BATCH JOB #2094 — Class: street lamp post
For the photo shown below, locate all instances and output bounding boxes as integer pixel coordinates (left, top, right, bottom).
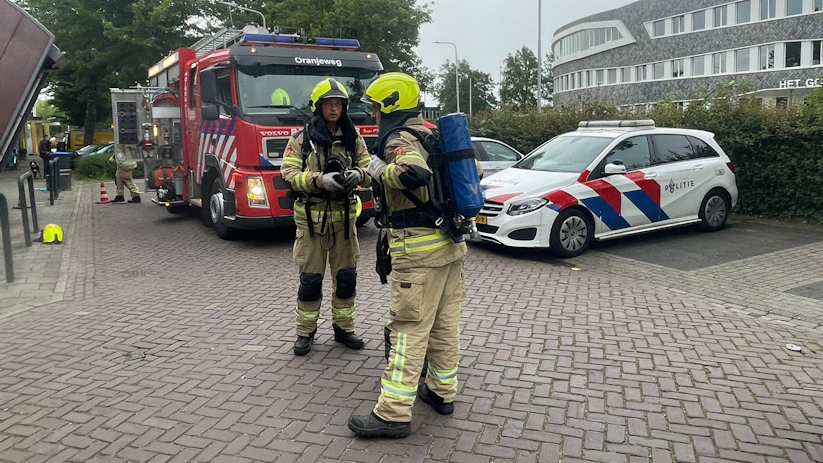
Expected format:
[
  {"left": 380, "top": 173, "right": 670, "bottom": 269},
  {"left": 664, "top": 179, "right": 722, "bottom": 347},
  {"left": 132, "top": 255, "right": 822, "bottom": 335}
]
[
  {"left": 217, "top": 1, "right": 267, "bottom": 31},
  {"left": 434, "top": 41, "right": 459, "bottom": 113},
  {"left": 537, "top": 0, "right": 542, "bottom": 113}
]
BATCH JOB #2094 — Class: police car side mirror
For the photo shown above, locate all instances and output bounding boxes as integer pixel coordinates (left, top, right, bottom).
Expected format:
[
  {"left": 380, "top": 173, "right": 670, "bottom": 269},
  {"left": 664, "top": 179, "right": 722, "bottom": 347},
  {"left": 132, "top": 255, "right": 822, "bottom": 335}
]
[
  {"left": 201, "top": 104, "right": 219, "bottom": 120},
  {"left": 604, "top": 162, "right": 627, "bottom": 176}
]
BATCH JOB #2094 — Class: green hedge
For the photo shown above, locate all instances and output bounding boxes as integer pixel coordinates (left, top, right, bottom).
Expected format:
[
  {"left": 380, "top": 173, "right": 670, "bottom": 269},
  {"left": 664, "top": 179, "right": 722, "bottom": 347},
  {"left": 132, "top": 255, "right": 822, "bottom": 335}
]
[
  {"left": 74, "top": 153, "right": 144, "bottom": 181},
  {"left": 471, "top": 85, "right": 823, "bottom": 223}
]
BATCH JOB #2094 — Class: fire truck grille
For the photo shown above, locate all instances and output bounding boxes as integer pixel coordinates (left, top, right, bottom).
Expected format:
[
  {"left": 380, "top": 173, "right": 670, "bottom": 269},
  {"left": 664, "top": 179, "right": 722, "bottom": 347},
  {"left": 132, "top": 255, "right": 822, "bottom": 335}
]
[{"left": 264, "top": 138, "right": 289, "bottom": 160}]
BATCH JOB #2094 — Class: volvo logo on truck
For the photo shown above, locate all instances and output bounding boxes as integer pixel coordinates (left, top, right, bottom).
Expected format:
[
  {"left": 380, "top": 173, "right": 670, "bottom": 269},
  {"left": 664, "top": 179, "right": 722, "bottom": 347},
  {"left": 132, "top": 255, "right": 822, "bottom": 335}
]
[{"left": 294, "top": 56, "right": 343, "bottom": 67}]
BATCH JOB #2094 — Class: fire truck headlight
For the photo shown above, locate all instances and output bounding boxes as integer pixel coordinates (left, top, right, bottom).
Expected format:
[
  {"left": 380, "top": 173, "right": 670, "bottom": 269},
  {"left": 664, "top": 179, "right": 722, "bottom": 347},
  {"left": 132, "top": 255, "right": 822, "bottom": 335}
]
[{"left": 247, "top": 177, "right": 268, "bottom": 208}]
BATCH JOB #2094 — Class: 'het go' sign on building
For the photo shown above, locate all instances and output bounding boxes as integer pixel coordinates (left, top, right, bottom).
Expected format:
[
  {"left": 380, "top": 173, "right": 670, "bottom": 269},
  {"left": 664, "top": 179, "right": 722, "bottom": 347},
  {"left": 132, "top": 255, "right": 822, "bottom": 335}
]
[{"left": 552, "top": 0, "right": 823, "bottom": 106}]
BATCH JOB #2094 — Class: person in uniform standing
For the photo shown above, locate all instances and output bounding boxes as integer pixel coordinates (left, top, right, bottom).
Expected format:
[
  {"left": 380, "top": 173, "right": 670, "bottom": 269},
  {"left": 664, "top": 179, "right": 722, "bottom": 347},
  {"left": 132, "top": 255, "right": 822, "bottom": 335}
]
[
  {"left": 280, "top": 78, "right": 371, "bottom": 356},
  {"left": 348, "top": 72, "right": 472, "bottom": 438}
]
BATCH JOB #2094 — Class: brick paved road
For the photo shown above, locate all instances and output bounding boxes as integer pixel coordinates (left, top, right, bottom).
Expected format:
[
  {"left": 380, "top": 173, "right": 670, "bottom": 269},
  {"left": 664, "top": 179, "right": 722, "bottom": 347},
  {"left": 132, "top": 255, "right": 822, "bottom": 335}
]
[{"left": 0, "top": 184, "right": 822, "bottom": 463}]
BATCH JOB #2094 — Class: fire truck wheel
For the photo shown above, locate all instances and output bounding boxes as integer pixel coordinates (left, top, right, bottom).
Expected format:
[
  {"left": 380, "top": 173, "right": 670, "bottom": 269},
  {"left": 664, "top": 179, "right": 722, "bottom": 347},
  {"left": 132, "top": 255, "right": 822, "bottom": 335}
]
[{"left": 210, "top": 178, "right": 238, "bottom": 240}]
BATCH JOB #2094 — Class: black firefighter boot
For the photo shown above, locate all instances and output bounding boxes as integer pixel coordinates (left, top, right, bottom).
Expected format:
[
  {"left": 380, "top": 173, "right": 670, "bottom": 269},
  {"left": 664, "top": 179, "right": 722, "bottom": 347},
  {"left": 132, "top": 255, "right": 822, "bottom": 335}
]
[
  {"left": 111, "top": 195, "right": 125, "bottom": 203},
  {"left": 128, "top": 194, "right": 141, "bottom": 203},
  {"left": 417, "top": 383, "right": 454, "bottom": 415},
  {"left": 294, "top": 331, "right": 316, "bottom": 356},
  {"left": 333, "top": 325, "right": 364, "bottom": 350},
  {"left": 348, "top": 413, "right": 411, "bottom": 439}
]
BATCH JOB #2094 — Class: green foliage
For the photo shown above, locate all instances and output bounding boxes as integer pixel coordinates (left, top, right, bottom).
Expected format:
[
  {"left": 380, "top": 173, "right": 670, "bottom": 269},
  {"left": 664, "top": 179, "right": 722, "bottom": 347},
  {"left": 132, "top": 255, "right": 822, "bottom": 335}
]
[
  {"left": 433, "top": 60, "right": 497, "bottom": 115},
  {"left": 499, "top": 47, "right": 553, "bottom": 110},
  {"left": 34, "top": 100, "right": 64, "bottom": 120},
  {"left": 21, "top": 0, "right": 214, "bottom": 142},
  {"left": 471, "top": 91, "right": 823, "bottom": 223},
  {"left": 74, "top": 154, "right": 143, "bottom": 181},
  {"left": 264, "top": 0, "right": 431, "bottom": 74}
]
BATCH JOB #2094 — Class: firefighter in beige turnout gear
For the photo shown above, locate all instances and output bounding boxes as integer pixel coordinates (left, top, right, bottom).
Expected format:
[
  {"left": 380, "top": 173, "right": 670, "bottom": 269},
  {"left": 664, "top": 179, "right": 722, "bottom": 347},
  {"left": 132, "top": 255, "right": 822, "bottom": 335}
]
[
  {"left": 281, "top": 78, "right": 371, "bottom": 356},
  {"left": 348, "top": 72, "right": 478, "bottom": 438}
]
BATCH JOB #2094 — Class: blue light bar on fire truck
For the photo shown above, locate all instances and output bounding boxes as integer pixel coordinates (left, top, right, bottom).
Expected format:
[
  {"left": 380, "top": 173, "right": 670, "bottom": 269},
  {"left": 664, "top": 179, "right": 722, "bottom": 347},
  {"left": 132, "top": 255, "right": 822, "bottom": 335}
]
[{"left": 239, "top": 33, "right": 360, "bottom": 49}]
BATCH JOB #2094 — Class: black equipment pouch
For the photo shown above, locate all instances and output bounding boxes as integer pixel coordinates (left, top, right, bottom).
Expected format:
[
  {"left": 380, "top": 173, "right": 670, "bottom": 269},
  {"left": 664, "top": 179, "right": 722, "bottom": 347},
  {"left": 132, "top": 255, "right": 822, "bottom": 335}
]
[{"left": 375, "top": 228, "right": 392, "bottom": 284}]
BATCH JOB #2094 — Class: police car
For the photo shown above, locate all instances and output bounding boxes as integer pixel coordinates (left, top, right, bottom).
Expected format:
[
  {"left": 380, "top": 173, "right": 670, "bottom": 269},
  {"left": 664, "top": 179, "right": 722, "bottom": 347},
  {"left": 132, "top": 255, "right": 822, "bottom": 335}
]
[{"left": 477, "top": 120, "right": 738, "bottom": 257}]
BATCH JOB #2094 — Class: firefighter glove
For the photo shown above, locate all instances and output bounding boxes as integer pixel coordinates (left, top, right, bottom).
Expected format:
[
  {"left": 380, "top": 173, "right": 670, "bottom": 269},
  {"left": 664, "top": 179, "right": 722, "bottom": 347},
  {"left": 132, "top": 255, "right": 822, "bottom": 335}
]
[
  {"left": 342, "top": 167, "right": 365, "bottom": 190},
  {"left": 365, "top": 155, "right": 387, "bottom": 179},
  {"left": 319, "top": 172, "right": 344, "bottom": 192}
]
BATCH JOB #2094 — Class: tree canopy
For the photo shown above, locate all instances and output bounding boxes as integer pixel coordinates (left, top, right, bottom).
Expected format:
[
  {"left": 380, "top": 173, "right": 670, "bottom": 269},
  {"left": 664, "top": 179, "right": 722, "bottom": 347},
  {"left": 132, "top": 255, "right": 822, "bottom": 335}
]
[
  {"left": 433, "top": 60, "right": 497, "bottom": 116},
  {"left": 20, "top": 0, "right": 431, "bottom": 143},
  {"left": 499, "top": 46, "right": 553, "bottom": 110}
]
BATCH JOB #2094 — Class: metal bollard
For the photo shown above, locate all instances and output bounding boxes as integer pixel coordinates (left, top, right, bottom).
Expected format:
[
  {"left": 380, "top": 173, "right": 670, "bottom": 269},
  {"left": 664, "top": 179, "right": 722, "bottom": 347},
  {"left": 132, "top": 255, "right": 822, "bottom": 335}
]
[
  {"left": 18, "top": 171, "right": 39, "bottom": 247},
  {"left": 48, "top": 158, "right": 60, "bottom": 205},
  {"left": 0, "top": 194, "right": 13, "bottom": 283}
]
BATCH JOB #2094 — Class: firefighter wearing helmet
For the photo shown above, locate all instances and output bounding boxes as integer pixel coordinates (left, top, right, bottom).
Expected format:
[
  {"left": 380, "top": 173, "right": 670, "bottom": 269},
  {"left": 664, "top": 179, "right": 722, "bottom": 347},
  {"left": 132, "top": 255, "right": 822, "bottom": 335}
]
[
  {"left": 280, "top": 78, "right": 371, "bottom": 356},
  {"left": 348, "top": 72, "right": 470, "bottom": 438}
]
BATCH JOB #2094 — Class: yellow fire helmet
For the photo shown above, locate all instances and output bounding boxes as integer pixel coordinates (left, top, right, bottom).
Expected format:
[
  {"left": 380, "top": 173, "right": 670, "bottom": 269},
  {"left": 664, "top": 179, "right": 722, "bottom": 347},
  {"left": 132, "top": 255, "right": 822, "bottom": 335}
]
[
  {"left": 309, "top": 78, "right": 349, "bottom": 113},
  {"left": 361, "top": 72, "right": 420, "bottom": 114},
  {"left": 42, "top": 223, "right": 64, "bottom": 244},
  {"left": 271, "top": 88, "right": 291, "bottom": 106}
]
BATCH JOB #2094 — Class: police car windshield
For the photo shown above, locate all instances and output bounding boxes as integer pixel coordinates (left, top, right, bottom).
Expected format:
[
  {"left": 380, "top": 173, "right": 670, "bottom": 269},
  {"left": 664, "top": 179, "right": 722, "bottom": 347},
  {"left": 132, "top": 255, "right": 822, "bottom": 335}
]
[
  {"left": 236, "top": 64, "right": 378, "bottom": 117},
  {"left": 514, "top": 135, "right": 613, "bottom": 173}
]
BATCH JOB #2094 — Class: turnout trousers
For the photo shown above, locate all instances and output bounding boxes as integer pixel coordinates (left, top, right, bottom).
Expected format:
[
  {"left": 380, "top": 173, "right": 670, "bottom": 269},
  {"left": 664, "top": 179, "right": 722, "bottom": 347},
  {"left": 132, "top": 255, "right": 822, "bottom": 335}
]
[
  {"left": 374, "top": 259, "right": 465, "bottom": 422},
  {"left": 115, "top": 165, "right": 140, "bottom": 196},
  {"left": 293, "top": 225, "right": 360, "bottom": 336}
]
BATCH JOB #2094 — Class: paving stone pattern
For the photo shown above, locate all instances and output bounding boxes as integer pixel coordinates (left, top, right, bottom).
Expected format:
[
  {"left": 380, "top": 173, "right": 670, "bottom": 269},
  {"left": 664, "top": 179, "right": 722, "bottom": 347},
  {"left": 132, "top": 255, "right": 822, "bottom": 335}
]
[{"left": 0, "top": 177, "right": 822, "bottom": 462}]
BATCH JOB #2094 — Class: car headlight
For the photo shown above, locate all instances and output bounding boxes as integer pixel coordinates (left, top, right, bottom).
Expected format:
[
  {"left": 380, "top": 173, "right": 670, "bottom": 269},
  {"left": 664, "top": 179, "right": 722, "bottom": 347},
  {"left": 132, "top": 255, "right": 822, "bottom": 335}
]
[
  {"left": 507, "top": 198, "right": 548, "bottom": 216},
  {"left": 246, "top": 177, "right": 268, "bottom": 207}
]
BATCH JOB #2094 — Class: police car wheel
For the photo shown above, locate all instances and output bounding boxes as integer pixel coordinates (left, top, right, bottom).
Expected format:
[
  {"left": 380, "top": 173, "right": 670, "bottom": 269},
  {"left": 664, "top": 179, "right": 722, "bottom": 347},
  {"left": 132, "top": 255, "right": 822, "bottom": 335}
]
[
  {"left": 549, "top": 208, "right": 592, "bottom": 258},
  {"left": 699, "top": 189, "right": 730, "bottom": 232}
]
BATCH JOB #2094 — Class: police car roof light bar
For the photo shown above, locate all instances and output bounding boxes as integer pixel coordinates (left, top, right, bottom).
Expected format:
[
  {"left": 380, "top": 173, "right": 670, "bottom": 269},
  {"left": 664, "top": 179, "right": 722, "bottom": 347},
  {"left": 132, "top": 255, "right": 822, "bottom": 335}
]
[{"left": 577, "top": 120, "right": 656, "bottom": 128}]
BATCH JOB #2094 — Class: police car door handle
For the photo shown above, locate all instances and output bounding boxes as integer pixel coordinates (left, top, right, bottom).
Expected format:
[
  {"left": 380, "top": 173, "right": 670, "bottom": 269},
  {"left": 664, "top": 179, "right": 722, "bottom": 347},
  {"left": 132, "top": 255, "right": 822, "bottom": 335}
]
[
  {"left": 692, "top": 164, "right": 704, "bottom": 170},
  {"left": 644, "top": 172, "right": 658, "bottom": 179}
]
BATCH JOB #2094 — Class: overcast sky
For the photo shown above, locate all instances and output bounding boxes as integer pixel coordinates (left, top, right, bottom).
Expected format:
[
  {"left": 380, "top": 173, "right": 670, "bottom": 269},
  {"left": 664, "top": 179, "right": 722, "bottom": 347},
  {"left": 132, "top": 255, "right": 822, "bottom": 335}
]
[{"left": 413, "top": 0, "right": 638, "bottom": 101}]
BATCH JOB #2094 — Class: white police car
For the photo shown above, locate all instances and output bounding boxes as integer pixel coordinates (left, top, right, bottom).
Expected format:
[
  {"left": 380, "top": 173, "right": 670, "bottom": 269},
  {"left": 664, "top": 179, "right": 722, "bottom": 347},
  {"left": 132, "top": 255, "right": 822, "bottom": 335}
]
[{"left": 476, "top": 120, "right": 738, "bottom": 257}]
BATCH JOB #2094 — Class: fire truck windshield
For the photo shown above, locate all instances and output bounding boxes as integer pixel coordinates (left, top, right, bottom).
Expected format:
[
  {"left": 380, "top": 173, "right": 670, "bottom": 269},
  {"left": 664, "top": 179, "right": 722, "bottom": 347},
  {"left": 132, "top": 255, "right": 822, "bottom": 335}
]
[{"left": 236, "top": 64, "right": 378, "bottom": 119}]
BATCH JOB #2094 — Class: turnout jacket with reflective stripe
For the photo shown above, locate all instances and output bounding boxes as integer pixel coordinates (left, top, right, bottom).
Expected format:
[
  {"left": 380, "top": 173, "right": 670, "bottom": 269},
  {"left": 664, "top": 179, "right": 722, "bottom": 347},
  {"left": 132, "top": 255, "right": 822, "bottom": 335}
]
[
  {"left": 281, "top": 126, "right": 370, "bottom": 230},
  {"left": 379, "top": 118, "right": 467, "bottom": 270}
]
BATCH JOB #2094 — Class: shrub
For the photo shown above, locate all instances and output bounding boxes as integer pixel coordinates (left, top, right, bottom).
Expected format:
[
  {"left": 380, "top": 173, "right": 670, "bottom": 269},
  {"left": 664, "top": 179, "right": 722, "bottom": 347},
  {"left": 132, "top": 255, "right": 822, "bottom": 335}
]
[{"left": 74, "top": 153, "right": 144, "bottom": 181}]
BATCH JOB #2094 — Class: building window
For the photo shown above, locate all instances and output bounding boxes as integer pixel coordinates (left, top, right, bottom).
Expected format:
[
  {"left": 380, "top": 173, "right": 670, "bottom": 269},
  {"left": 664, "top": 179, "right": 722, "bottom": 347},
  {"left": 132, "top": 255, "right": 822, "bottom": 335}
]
[
  {"left": 672, "top": 59, "right": 685, "bottom": 77},
  {"left": 813, "top": 41, "right": 822, "bottom": 65},
  {"left": 714, "top": 5, "right": 728, "bottom": 26},
  {"left": 759, "top": 44, "right": 775, "bottom": 69},
  {"left": 785, "top": 42, "right": 801, "bottom": 67},
  {"left": 607, "top": 69, "right": 617, "bottom": 84},
  {"left": 736, "top": 1, "right": 751, "bottom": 23},
  {"left": 713, "top": 52, "right": 727, "bottom": 74},
  {"left": 587, "top": 70, "right": 593, "bottom": 86},
  {"left": 786, "top": 0, "right": 802, "bottom": 15},
  {"left": 693, "top": 10, "right": 706, "bottom": 30},
  {"left": 653, "top": 62, "right": 665, "bottom": 79},
  {"left": 596, "top": 70, "right": 604, "bottom": 85},
  {"left": 693, "top": 55, "right": 705, "bottom": 75},
  {"left": 557, "top": 27, "right": 623, "bottom": 59},
  {"left": 760, "top": 0, "right": 776, "bottom": 18},
  {"left": 653, "top": 20, "right": 665, "bottom": 37},
  {"left": 622, "top": 67, "right": 631, "bottom": 83},
  {"left": 636, "top": 65, "right": 647, "bottom": 81},
  {"left": 776, "top": 96, "right": 788, "bottom": 107},
  {"left": 735, "top": 49, "right": 750, "bottom": 72},
  {"left": 672, "top": 15, "right": 685, "bottom": 34},
  {"left": 816, "top": 0, "right": 822, "bottom": 11}
]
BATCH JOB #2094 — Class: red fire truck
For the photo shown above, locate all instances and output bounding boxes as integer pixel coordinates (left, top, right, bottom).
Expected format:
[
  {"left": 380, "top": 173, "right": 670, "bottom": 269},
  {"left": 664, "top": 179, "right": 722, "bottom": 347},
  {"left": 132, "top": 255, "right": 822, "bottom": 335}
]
[{"left": 142, "top": 26, "right": 382, "bottom": 239}]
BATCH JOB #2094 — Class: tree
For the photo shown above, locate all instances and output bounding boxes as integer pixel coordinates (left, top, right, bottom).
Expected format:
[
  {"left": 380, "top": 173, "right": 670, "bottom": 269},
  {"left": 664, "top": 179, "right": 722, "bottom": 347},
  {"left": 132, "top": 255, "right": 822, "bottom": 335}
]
[
  {"left": 499, "top": 46, "right": 553, "bottom": 110},
  {"left": 21, "top": 0, "right": 215, "bottom": 144},
  {"left": 263, "top": 0, "right": 432, "bottom": 75},
  {"left": 434, "top": 60, "right": 497, "bottom": 116}
]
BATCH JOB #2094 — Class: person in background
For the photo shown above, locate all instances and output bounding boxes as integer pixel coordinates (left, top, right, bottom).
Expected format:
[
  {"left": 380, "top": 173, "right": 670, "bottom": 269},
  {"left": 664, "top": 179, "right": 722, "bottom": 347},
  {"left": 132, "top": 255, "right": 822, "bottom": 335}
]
[{"left": 38, "top": 134, "right": 52, "bottom": 177}]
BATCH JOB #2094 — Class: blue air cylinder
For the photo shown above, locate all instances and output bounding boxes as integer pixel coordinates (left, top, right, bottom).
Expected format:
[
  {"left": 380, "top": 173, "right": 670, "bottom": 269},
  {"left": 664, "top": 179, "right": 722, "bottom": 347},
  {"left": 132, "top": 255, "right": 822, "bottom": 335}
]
[{"left": 437, "top": 113, "right": 483, "bottom": 218}]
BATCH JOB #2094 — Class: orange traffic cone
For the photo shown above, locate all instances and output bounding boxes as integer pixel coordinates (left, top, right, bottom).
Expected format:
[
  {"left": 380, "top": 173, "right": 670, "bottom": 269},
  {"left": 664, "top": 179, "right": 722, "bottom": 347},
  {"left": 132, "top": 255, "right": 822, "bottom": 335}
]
[{"left": 97, "top": 182, "right": 110, "bottom": 204}]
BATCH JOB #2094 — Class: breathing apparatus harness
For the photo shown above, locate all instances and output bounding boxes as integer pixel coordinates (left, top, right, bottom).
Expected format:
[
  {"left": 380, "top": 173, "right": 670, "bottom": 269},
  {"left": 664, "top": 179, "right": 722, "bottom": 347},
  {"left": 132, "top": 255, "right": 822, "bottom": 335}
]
[
  {"left": 294, "top": 123, "right": 358, "bottom": 242},
  {"left": 370, "top": 114, "right": 483, "bottom": 284}
]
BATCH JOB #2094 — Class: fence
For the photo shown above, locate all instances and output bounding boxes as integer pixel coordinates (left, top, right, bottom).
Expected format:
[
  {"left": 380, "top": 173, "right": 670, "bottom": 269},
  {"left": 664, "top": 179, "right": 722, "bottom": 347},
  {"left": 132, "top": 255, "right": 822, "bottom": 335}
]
[
  {"left": 0, "top": 193, "right": 13, "bottom": 283},
  {"left": 18, "top": 171, "right": 39, "bottom": 247}
]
